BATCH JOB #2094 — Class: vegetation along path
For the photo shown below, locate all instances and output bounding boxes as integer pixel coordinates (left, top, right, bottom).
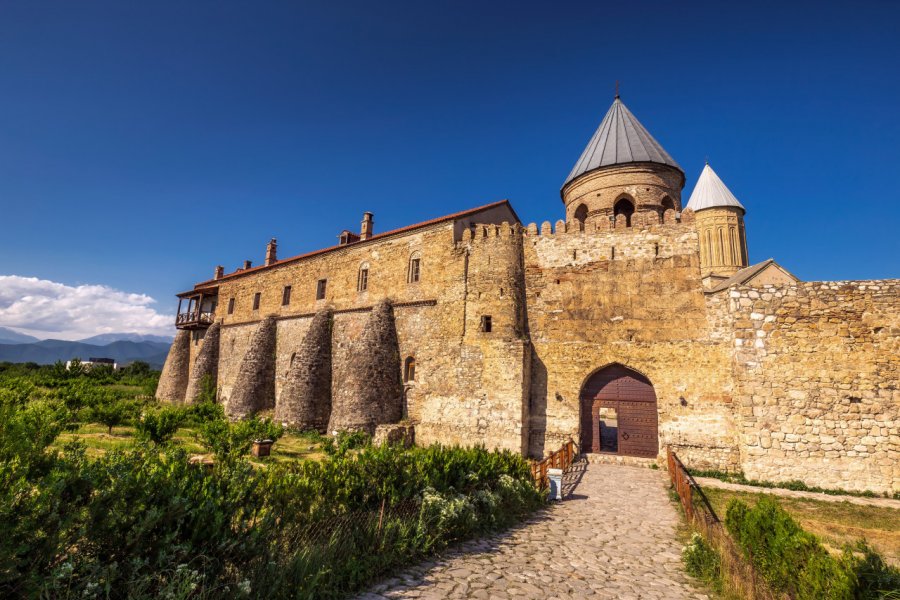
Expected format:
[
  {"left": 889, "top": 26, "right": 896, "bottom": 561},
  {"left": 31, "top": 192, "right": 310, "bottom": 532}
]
[{"left": 360, "top": 462, "right": 708, "bottom": 600}]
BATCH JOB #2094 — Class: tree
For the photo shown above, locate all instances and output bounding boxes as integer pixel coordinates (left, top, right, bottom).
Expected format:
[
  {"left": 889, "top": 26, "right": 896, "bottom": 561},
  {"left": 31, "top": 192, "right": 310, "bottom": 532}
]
[
  {"left": 135, "top": 406, "right": 184, "bottom": 445},
  {"left": 91, "top": 399, "right": 134, "bottom": 435}
]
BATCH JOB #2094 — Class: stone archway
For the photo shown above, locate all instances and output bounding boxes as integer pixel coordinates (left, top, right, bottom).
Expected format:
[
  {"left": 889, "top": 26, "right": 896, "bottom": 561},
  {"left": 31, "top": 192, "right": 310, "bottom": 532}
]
[{"left": 580, "top": 364, "right": 659, "bottom": 458}]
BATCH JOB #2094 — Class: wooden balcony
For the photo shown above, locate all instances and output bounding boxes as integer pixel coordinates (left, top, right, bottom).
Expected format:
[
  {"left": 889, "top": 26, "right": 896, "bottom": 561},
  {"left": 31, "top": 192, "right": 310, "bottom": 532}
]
[{"left": 175, "top": 310, "right": 215, "bottom": 330}]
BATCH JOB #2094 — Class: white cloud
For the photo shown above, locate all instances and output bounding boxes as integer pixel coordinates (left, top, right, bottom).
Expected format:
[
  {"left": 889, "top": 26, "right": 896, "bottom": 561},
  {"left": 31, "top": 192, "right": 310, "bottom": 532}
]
[{"left": 0, "top": 275, "right": 174, "bottom": 340}]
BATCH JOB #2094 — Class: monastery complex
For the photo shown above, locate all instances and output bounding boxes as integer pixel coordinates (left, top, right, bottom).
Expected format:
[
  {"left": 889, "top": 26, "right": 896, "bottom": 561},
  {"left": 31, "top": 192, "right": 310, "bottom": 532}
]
[{"left": 157, "top": 97, "right": 899, "bottom": 494}]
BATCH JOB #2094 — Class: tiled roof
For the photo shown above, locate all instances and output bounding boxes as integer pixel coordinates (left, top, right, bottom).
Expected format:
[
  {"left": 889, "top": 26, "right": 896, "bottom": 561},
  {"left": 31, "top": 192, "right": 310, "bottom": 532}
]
[
  {"left": 186, "top": 199, "right": 518, "bottom": 292},
  {"left": 707, "top": 259, "right": 798, "bottom": 293},
  {"left": 563, "top": 97, "right": 681, "bottom": 190}
]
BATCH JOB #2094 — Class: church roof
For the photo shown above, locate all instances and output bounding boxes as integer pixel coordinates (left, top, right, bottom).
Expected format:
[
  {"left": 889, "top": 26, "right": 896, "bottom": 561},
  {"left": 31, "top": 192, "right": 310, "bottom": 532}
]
[
  {"left": 562, "top": 97, "right": 682, "bottom": 190},
  {"left": 685, "top": 164, "right": 745, "bottom": 212},
  {"left": 707, "top": 259, "right": 798, "bottom": 293}
]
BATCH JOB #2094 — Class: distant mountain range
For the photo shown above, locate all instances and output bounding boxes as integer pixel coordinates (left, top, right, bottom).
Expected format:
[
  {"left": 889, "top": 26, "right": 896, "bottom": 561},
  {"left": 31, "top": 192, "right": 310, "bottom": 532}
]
[
  {"left": 0, "top": 328, "right": 173, "bottom": 368},
  {"left": 0, "top": 327, "right": 41, "bottom": 344}
]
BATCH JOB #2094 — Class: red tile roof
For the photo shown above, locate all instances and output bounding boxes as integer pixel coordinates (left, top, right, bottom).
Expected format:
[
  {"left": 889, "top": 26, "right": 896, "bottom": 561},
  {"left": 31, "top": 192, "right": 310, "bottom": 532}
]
[{"left": 181, "top": 199, "right": 517, "bottom": 295}]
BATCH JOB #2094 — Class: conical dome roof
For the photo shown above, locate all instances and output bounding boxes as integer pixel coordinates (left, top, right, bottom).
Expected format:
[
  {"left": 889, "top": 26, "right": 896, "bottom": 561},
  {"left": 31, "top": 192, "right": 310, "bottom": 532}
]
[
  {"left": 685, "top": 164, "right": 745, "bottom": 212},
  {"left": 563, "top": 97, "right": 681, "bottom": 189}
]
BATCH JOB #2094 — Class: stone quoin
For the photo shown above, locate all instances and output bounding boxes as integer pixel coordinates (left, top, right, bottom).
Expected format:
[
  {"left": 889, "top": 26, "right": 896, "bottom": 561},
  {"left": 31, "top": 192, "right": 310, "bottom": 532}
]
[{"left": 158, "top": 96, "right": 899, "bottom": 494}]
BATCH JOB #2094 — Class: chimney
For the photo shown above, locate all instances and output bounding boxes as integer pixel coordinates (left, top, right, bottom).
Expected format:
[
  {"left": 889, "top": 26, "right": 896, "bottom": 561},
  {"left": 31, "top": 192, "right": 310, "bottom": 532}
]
[
  {"left": 243, "top": 260, "right": 252, "bottom": 270},
  {"left": 214, "top": 265, "right": 224, "bottom": 280},
  {"left": 360, "top": 212, "right": 374, "bottom": 240},
  {"left": 265, "top": 238, "right": 278, "bottom": 266}
]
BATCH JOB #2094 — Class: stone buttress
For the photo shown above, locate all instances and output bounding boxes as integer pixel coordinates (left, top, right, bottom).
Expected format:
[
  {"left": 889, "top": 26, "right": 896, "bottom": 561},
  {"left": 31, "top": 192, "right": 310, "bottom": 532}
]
[
  {"left": 184, "top": 322, "right": 221, "bottom": 404},
  {"left": 275, "top": 309, "right": 333, "bottom": 430},
  {"left": 328, "top": 299, "right": 403, "bottom": 434},
  {"left": 156, "top": 329, "right": 191, "bottom": 402},
  {"left": 226, "top": 316, "right": 277, "bottom": 419}
]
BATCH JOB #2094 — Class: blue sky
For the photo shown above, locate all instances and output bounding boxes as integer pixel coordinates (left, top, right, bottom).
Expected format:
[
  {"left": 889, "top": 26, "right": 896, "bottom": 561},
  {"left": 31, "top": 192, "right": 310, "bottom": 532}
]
[{"left": 1, "top": 1, "right": 898, "bottom": 339}]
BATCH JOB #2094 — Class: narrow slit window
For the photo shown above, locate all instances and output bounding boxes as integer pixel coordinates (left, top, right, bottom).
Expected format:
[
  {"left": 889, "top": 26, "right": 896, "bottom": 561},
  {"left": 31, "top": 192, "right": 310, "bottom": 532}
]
[
  {"left": 358, "top": 264, "right": 369, "bottom": 292},
  {"left": 480, "top": 315, "right": 492, "bottom": 333},
  {"left": 227, "top": 297, "right": 235, "bottom": 315},
  {"left": 408, "top": 256, "right": 421, "bottom": 283},
  {"left": 316, "top": 279, "right": 327, "bottom": 300},
  {"left": 252, "top": 292, "right": 261, "bottom": 311},
  {"left": 404, "top": 356, "right": 416, "bottom": 382},
  {"left": 282, "top": 285, "right": 292, "bottom": 306}
]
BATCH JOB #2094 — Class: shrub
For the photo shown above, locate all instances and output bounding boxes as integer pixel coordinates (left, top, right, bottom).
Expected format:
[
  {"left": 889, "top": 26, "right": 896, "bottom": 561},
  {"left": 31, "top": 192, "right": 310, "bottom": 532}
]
[
  {"left": 134, "top": 406, "right": 184, "bottom": 445},
  {"left": 197, "top": 416, "right": 284, "bottom": 460},
  {"left": 682, "top": 532, "right": 721, "bottom": 589},
  {"left": 725, "top": 497, "right": 857, "bottom": 599},
  {"left": 323, "top": 430, "right": 371, "bottom": 457},
  {"left": 90, "top": 398, "right": 138, "bottom": 435}
]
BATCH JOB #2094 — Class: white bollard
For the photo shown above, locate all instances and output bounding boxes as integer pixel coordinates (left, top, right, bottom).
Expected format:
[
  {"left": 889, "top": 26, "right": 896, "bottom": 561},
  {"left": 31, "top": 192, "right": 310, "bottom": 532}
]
[{"left": 548, "top": 468, "right": 563, "bottom": 501}]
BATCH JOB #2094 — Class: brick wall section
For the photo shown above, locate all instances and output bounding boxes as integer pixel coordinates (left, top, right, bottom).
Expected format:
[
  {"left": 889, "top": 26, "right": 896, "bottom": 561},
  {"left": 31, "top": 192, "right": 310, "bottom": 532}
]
[
  {"left": 328, "top": 300, "right": 403, "bottom": 434},
  {"left": 184, "top": 322, "right": 220, "bottom": 403},
  {"left": 523, "top": 219, "right": 739, "bottom": 467},
  {"left": 226, "top": 316, "right": 277, "bottom": 419},
  {"left": 156, "top": 329, "right": 190, "bottom": 402},
  {"left": 723, "top": 280, "right": 900, "bottom": 494},
  {"left": 275, "top": 309, "right": 333, "bottom": 430}
]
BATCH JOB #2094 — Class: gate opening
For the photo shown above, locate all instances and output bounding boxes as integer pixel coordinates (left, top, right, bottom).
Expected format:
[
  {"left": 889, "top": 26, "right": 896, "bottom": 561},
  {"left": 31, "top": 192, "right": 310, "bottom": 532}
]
[{"left": 579, "top": 364, "right": 659, "bottom": 458}]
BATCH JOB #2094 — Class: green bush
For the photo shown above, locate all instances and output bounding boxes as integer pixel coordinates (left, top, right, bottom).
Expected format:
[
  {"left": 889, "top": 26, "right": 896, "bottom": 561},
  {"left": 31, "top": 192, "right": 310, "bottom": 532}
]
[
  {"left": 682, "top": 532, "right": 721, "bottom": 590},
  {"left": 197, "top": 416, "right": 284, "bottom": 460},
  {"left": 725, "top": 497, "right": 858, "bottom": 600},
  {"left": 90, "top": 398, "right": 139, "bottom": 434},
  {"left": 323, "top": 430, "right": 371, "bottom": 456},
  {"left": 134, "top": 406, "right": 184, "bottom": 445}
]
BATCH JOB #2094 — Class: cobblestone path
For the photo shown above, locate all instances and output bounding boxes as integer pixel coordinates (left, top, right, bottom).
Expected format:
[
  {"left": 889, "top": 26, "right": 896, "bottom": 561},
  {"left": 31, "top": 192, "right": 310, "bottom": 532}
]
[{"left": 359, "top": 462, "right": 709, "bottom": 599}]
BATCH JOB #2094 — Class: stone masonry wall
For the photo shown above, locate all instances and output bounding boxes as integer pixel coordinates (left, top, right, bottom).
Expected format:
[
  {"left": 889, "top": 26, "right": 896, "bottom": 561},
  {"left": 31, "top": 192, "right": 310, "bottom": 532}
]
[
  {"left": 275, "top": 309, "right": 333, "bottom": 430},
  {"left": 329, "top": 300, "right": 403, "bottom": 434},
  {"left": 184, "top": 322, "right": 220, "bottom": 403},
  {"left": 156, "top": 329, "right": 191, "bottom": 402},
  {"left": 724, "top": 280, "right": 900, "bottom": 494},
  {"left": 524, "top": 219, "right": 739, "bottom": 467},
  {"left": 226, "top": 316, "right": 277, "bottom": 419}
]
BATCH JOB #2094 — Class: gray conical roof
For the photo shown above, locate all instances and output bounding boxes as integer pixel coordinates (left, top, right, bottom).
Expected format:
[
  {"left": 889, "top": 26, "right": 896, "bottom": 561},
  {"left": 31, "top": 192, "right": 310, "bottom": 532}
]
[
  {"left": 563, "top": 97, "right": 681, "bottom": 189},
  {"left": 685, "top": 164, "right": 745, "bottom": 212}
]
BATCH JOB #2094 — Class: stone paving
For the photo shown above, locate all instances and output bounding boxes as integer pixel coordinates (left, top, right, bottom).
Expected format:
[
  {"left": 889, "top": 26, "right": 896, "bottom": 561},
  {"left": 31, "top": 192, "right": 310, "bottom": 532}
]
[{"left": 359, "top": 461, "right": 709, "bottom": 599}]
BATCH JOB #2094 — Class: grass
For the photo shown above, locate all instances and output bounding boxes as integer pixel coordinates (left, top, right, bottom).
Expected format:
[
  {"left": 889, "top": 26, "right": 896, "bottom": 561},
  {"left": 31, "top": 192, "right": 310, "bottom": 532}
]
[
  {"left": 54, "top": 423, "right": 326, "bottom": 465},
  {"left": 703, "top": 487, "right": 900, "bottom": 567},
  {"left": 690, "top": 468, "right": 894, "bottom": 499}
]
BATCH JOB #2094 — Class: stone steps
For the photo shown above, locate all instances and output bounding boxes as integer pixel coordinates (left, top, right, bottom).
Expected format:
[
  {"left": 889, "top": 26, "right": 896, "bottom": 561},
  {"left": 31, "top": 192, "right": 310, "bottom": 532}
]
[{"left": 582, "top": 452, "right": 660, "bottom": 468}]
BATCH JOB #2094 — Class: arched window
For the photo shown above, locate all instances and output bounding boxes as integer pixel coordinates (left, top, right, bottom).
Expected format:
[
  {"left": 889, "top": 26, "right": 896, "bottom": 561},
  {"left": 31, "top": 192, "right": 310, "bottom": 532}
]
[
  {"left": 357, "top": 262, "right": 369, "bottom": 292},
  {"left": 404, "top": 356, "right": 416, "bottom": 382},
  {"left": 705, "top": 230, "right": 713, "bottom": 264},
  {"left": 661, "top": 197, "right": 675, "bottom": 211},
  {"left": 729, "top": 227, "right": 737, "bottom": 265},
  {"left": 661, "top": 196, "right": 676, "bottom": 224},
  {"left": 717, "top": 229, "right": 725, "bottom": 265},
  {"left": 573, "top": 204, "right": 588, "bottom": 230},
  {"left": 614, "top": 198, "right": 635, "bottom": 227},
  {"left": 408, "top": 252, "right": 421, "bottom": 283}
]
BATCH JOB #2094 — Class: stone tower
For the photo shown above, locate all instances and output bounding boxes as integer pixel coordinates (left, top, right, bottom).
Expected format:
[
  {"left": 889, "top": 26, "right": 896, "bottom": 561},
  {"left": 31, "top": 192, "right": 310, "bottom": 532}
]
[
  {"left": 560, "top": 95, "right": 685, "bottom": 231},
  {"left": 684, "top": 163, "right": 748, "bottom": 284}
]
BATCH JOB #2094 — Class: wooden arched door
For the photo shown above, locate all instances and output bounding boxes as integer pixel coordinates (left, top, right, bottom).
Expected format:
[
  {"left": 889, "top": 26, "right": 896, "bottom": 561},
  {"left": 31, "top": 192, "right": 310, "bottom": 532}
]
[{"left": 580, "top": 364, "right": 659, "bottom": 457}]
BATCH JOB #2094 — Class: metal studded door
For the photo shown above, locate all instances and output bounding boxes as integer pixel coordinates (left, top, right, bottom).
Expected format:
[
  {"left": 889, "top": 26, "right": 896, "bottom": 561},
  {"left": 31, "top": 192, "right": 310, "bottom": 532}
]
[
  {"left": 580, "top": 364, "right": 659, "bottom": 458},
  {"left": 617, "top": 400, "right": 659, "bottom": 458}
]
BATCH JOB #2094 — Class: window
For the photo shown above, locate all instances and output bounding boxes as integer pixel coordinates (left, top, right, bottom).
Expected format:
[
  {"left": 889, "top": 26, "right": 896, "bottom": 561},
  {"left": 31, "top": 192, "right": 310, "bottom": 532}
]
[
  {"left": 480, "top": 315, "right": 492, "bottom": 333},
  {"left": 227, "top": 298, "right": 235, "bottom": 315},
  {"left": 408, "top": 253, "right": 421, "bottom": 283},
  {"left": 404, "top": 356, "right": 416, "bottom": 382},
  {"left": 282, "top": 285, "right": 292, "bottom": 306},
  {"left": 573, "top": 204, "right": 588, "bottom": 230},
  {"left": 252, "top": 292, "right": 261, "bottom": 311},
  {"left": 357, "top": 263, "right": 369, "bottom": 292},
  {"left": 316, "top": 279, "right": 327, "bottom": 300},
  {"left": 614, "top": 198, "right": 635, "bottom": 227}
]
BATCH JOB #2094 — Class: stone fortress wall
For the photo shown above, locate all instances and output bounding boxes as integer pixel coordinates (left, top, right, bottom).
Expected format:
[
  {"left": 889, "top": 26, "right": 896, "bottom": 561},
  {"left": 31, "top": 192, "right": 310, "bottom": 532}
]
[
  {"left": 522, "top": 216, "right": 741, "bottom": 470},
  {"left": 712, "top": 280, "right": 899, "bottom": 493}
]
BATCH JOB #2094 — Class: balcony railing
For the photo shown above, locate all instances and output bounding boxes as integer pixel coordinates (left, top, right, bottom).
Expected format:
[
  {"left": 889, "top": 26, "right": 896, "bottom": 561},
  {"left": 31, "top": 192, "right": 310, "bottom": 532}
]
[{"left": 175, "top": 311, "right": 216, "bottom": 329}]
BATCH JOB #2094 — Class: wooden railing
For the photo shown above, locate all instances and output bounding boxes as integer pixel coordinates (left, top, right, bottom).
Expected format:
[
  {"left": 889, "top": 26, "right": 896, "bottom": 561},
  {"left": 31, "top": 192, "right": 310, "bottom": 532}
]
[
  {"left": 667, "top": 447, "right": 720, "bottom": 527},
  {"left": 531, "top": 439, "right": 577, "bottom": 489},
  {"left": 176, "top": 311, "right": 216, "bottom": 328}
]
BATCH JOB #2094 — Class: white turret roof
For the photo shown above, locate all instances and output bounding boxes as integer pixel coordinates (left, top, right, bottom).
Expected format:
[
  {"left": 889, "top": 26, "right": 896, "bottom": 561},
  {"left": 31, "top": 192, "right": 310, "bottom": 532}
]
[
  {"left": 563, "top": 97, "right": 681, "bottom": 189},
  {"left": 685, "top": 164, "right": 745, "bottom": 212}
]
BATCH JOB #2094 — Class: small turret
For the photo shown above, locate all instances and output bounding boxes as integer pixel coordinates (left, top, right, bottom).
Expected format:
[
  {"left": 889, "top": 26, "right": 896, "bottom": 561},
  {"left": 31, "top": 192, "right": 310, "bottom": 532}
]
[
  {"left": 265, "top": 238, "right": 278, "bottom": 266},
  {"left": 685, "top": 163, "right": 749, "bottom": 283},
  {"left": 360, "top": 212, "right": 374, "bottom": 240}
]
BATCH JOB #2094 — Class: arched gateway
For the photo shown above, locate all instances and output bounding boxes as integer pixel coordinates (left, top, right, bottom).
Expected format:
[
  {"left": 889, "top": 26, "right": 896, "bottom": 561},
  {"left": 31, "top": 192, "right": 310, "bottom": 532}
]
[{"left": 580, "top": 364, "right": 659, "bottom": 458}]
